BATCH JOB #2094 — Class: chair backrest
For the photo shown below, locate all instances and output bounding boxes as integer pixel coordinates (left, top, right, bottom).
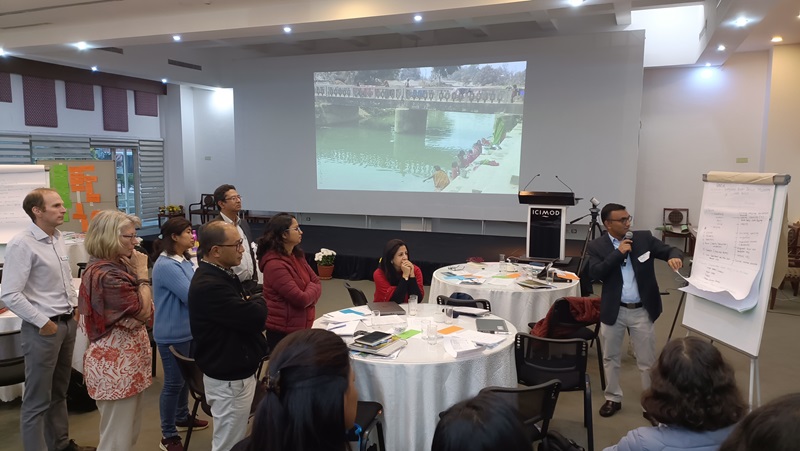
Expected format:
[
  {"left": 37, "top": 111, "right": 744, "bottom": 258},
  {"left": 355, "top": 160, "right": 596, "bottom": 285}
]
[
  {"left": 0, "top": 331, "right": 25, "bottom": 387},
  {"left": 345, "top": 282, "right": 369, "bottom": 306},
  {"left": 169, "top": 345, "right": 211, "bottom": 416},
  {"left": 436, "top": 295, "right": 491, "bottom": 312},
  {"left": 448, "top": 292, "right": 474, "bottom": 300},
  {"left": 202, "top": 194, "right": 215, "bottom": 208},
  {"left": 514, "top": 333, "right": 588, "bottom": 392},
  {"left": 480, "top": 379, "right": 561, "bottom": 443}
]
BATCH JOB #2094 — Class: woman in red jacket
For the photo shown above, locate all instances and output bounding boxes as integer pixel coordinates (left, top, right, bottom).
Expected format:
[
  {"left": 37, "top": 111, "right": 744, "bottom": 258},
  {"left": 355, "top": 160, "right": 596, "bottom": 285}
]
[
  {"left": 373, "top": 239, "right": 424, "bottom": 303},
  {"left": 256, "top": 213, "right": 321, "bottom": 350}
]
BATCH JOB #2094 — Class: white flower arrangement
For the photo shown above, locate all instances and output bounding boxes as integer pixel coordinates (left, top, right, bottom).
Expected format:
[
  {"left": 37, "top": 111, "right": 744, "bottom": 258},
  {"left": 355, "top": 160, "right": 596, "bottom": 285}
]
[{"left": 314, "top": 248, "right": 336, "bottom": 266}]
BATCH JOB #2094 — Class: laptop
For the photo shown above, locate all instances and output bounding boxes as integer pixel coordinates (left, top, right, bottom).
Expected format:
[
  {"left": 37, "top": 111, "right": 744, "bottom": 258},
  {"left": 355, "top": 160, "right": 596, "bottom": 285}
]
[
  {"left": 476, "top": 318, "right": 509, "bottom": 334},
  {"left": 367, "top": 302, "right": 407, "bottom": 316}
]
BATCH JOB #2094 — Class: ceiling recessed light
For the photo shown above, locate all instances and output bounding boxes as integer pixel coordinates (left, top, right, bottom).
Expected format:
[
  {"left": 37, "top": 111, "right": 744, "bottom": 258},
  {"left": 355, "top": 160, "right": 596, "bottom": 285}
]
[
  {"left": 705, "top": 62, "right": 711, "bottom": 67},
  {"left": 734, "top": 17, "right": 749, "bottom": 27},
  {"left": 91, "top": 66, "right": 98, "bottom": 72},
  {"left": 173, "top": 35, "right": 181, "bottom": 42},
  {"left": 413, "top": 14, "right": 422, "bottom": 22},
  {"left": 161, "top": 78, "right": 168, "bottom": 84},
  {"left": 568, "top": 0, "right": 584, "bottom": 6},
  {"left": 0, "top": 48, "right": 5, "bottom": 56},
  {"left": 771, "top": 36, "right": 783, "bottom": 43},
  {"left": 73, "top": 41, "right": 88, "bottom": 50},
  {"left": 283, "top": 26, "right": 292, "bottom": 33},
  {"left": 717, "top": 44, "right": 726, "bottom": 51}
]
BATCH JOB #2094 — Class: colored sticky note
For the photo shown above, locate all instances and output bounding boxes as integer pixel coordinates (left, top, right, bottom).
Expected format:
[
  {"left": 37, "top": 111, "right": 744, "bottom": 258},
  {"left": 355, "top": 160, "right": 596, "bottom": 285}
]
[
  {"left": 75, "top": 203, "right": 84, "bottom": 215},
  {"left": 438, "top": 326, "right": 463, "bottom": 335},
  {"left": 90, "top": 210, "right": 101, "bottom": 219},
  {"left": 340, "top": 309, "right": 366, "bottom": 316},
  {"left": 80, "top": 219, "right": 89, "bottom": 232},
  {"left": 398, "top": 330, "right": 421, "bottom": 340},
  {"left": 86, "top": 194, "right": 101, "bottom": 203}
]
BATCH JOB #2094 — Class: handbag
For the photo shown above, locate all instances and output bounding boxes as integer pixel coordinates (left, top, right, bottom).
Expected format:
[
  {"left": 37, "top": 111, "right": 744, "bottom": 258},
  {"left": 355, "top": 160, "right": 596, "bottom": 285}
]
[{"left": 538, "top": 430, "right": 585, "bottom": 451}]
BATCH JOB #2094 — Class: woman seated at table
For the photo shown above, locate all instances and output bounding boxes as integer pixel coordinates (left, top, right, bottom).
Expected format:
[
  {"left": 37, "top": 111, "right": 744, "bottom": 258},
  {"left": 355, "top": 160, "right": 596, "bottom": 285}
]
[
  {"left": 256, "top": 213, "right": 321, "bottom": 350},
  {"left": 373, "top": 239, "right": 424, "bottom": 303},
  {"left": 604, "top": 336, "right": 747, "bottom": 451},
  {"left": 79, "top": 210, "right": 154, "bottom": 451},
  {"left": 432, "top": 391, "right": 530, "bottom": 451},
  {"left": 235, "top": 328, "right": 358, "bottom": 451}
]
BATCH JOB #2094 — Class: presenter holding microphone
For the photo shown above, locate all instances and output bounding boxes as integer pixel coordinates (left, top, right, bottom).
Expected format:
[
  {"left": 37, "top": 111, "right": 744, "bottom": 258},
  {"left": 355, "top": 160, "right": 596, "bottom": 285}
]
[{"left": 586, "top": 203, "right": 683, "bottom": 425}]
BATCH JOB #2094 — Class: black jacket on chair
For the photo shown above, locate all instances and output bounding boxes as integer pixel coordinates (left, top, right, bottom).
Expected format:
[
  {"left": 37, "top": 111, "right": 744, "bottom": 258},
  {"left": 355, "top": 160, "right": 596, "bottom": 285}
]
[{"left": 586, "top": 230, "right": 682, "bottom": 326}]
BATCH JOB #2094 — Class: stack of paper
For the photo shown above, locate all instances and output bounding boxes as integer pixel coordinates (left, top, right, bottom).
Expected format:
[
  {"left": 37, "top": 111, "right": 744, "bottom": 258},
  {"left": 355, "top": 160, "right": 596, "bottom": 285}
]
[
  {"left": 443, "top": 337, "right": 484, "bottom": 358},
  {"left": 453, "top": 329, "right": 506, "bottom": 348}
]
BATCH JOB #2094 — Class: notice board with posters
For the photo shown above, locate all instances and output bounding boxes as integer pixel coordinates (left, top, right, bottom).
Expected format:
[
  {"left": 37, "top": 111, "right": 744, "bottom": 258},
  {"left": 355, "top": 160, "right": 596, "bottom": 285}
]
[{"left": 38, "top": 160, "right": 117, "bottom": 233}]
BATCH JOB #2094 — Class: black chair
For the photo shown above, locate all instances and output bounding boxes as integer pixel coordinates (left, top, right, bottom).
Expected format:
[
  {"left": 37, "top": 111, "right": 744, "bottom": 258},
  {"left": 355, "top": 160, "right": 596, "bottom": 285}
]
[
  {"left": 541, "top": 297, "right": 605, "bottom": 391},
  {"left": 436, "top": 295, "right": 492, "bottom": 312},
  {"left": 188, "top": 193, "right": 218, "bottom": 225},
  {"left": 480, "top": 379, "right": 561, "bottom": 448},
  {"left": 515, "top": 333, "right": 594, "bottom": 451},
  {"left": 345, "top": 282, "right": 369, "bottom": 307},
  {"left": 77, "top": 262, "right": 87, "bottom": 278},
  {"left": 169, "top": 346, "right": 212, "bottom": 451},
  {"left": 348, "top": 401, "right": 387, "bottom": 451},
  {"left": 0, "top": 330, "right": 25, "bottom": 387}
]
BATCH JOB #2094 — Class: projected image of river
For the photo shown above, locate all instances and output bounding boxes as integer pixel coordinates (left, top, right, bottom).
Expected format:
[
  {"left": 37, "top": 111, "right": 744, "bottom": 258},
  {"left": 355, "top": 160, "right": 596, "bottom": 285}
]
[{"left": 316, "top": 111, "right": 522, "bottom": 194}]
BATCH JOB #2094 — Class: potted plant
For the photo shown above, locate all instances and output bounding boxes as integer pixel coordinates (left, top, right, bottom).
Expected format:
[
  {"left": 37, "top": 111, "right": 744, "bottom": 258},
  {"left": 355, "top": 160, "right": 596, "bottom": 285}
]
[{"left": 314, "top": 248, "right": 337, "bottom": 280}]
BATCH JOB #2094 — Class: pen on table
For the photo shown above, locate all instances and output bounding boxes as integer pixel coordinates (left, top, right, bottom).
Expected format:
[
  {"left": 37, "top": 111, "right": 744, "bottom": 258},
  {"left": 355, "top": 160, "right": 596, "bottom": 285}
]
[{"left": 328, "top": 323, "right": 346, "bottom": 331}]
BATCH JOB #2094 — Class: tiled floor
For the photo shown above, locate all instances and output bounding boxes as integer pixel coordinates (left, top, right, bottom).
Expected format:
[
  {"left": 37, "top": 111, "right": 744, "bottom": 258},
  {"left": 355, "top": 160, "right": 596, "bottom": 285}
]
[{"left": 2, "top": 261, "right": 799, "bottom": 451}]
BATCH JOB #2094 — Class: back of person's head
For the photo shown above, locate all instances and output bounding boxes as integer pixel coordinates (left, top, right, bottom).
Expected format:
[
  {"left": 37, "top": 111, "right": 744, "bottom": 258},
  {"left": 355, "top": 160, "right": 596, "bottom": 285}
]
[
  {"left": 378, "top": 239, "right": 408, "bottom": 284},
  {"left": 719, "top": 393, "right": 800, "bottom": 451},
  {"left": 431, "top": 391, "right": 530, "bottom": 451},
  {"left": 642, "top": 336, "right": 746, "bottom": 431},
  {"left": 249, "top": 329, "right": 355, "bottom": 451},
  {"left": 255, "top": 213, "right": 297, "bottom": 260},
  {"left": 151, "top": 216, "right": 193, "bottom": 261}
]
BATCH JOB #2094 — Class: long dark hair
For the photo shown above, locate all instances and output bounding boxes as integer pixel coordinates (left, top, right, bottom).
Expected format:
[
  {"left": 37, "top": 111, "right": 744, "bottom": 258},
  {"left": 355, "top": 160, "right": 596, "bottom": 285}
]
[
  {"left": 378, "top": 239, "right": 408, "bottom": 286},
  {"left": 249, "top": 329, "right": 351, "bottom": 451},
  {"left": 150, "top": 217, "right": 193, "bottom": 261},
  {"left": 256, "top": 213, "right": 302, "bottom": 261},
  {"left": 432, "top": 391, "right": 530, "bottom": 451},
  {"left": 719, "top": 393, "right": 800, "bottom": 451},
  {"left": 642, "top": 336, "right": 747, "bottom": 431}
]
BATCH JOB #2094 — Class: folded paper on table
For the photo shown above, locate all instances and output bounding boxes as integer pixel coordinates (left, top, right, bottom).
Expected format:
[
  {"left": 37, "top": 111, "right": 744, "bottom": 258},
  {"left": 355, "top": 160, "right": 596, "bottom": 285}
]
[
  {"left": 443, "top": 337, "right": 485, "bottom": 358},
  {"left": 326, "top": 321, "right": 359, "bottom": 336},
  {"left": 451, "top": 307, "right": 490, "bottom": 317},
  {"left": 453, "top": 329, "right": 506, "bottom": 347}
]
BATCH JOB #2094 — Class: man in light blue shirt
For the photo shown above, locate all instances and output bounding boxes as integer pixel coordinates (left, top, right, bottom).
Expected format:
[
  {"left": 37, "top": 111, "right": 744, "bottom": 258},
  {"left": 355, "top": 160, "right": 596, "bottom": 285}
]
[{"left": 1, "top": 188, "right": 94, "bottom": 451}]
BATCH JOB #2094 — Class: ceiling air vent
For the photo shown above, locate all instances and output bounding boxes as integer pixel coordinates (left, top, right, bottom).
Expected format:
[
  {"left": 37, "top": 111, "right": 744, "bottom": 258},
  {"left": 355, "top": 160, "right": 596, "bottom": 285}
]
[
  {"left": 96, "top": 47, "right": 124, "bottom": 54},
  {"left": 168, "top": 59, "right": 202, "bottom": 71}
]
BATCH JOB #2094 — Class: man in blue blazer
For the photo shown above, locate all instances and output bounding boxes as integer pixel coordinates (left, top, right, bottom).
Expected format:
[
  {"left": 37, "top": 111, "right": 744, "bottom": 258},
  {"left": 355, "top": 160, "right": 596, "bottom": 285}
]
[{"left": 587, "top": 203, "right": 683, "bottom": 423}]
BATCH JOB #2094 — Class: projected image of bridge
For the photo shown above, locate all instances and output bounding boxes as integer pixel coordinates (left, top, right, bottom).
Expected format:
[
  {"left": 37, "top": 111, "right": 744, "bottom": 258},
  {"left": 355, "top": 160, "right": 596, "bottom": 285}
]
[{"left": 314, "top": 61, "right": 527, "bottom": 195}]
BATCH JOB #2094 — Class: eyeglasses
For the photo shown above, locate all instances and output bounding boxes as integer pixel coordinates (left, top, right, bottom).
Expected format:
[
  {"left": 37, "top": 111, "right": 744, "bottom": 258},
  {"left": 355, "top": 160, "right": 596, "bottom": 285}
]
[
  {"left": 121, "top": 234, "right": 138, "bottom": 241},
  {"left": 216, "top": 239, "right": 244, "bottom": 249},
  {"left": 608, "top": 216, "right": 633, "bottom": 224},
  {"left": 288, "top": 227, "right": 302, "bottom": 233},
  {"left": 225, "top": 195, "right": 243, "bottom": 201}
]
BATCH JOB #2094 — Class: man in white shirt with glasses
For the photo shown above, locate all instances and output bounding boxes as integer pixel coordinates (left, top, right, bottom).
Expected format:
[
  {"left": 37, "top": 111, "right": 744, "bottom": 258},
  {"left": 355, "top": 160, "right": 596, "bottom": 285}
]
[{"left": 211, "top": 184, "right": 259, "bottom": 295}]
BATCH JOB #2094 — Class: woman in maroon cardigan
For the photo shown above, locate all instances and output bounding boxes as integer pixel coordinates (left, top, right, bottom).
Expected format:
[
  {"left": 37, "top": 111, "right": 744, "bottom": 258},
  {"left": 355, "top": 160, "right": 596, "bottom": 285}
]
[
  {"left": 256, "top": 213, "right": 321, "bottom": 350},
  {"left": 373, "top": 239, "right": 424, "bottom": 303}
]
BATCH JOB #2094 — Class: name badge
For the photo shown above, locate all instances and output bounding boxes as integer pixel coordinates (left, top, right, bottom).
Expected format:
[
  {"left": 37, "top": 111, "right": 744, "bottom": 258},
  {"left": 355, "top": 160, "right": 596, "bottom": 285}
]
[
  {"left": 60, "top": 256, "right": 69, "bottom": 261},
  {"left": 638, "top": 251, "right": 651, "bottom": 263}
]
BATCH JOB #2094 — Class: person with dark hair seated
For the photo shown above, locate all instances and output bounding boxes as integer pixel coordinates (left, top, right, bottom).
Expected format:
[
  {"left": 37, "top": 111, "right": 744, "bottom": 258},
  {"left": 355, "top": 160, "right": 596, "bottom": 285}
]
[
  {"left": 373, "top": 239, "right": 424, "bottom": 303},
  {"left": 604, "top": 336, "right": 747, "bottom": 451},
  {"left": 239, "top": 328, "right": 358, "bottom": 451},
  {"left": 431, "top": 391, "right": 530, "bottom": 451},
  {"left": 718, "top": 393, "right": 800, "bottom": 451},
  {"left": 256, "top": 213, "right": 321, "bottom": 350}
]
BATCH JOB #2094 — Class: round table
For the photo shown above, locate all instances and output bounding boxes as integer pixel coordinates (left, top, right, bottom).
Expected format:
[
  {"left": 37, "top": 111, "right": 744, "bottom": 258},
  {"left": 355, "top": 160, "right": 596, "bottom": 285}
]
[
  {"left": 314, "top": 303, "right": 517, "bottom": 451},
  {"left": 428, "top": 262, "right": 580, "bottom": 333}
]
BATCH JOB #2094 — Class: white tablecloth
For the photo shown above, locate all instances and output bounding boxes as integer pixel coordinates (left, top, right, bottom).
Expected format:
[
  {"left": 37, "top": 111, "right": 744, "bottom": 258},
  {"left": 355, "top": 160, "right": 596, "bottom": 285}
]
[
  {"left": 315, "top": 303, "right": 517, "bottom": 451},
  {"left": 429, "top": 262, "right": 580, "bottom": 333},
  {"left": 0, "top": 278, "right": 88, "bottom": 402}
]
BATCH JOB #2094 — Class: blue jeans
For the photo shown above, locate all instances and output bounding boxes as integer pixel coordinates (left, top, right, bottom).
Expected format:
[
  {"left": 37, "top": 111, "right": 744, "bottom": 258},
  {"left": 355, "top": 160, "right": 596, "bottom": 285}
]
[{"left": 157, "top": 341, "right": 192, "bottom": 438}]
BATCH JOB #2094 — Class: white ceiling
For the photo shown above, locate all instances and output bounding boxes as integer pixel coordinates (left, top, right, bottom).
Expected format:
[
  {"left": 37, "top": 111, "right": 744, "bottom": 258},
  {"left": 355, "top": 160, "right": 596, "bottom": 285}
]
[{"left": 1, "top": 0, "right": 798, "bottom": 86}]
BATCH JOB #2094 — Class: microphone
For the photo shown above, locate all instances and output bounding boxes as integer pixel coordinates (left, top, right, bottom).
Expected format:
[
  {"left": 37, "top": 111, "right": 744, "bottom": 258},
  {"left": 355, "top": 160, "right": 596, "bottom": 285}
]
[
  {"left": 521, "top": 174, "right": 541, "bottom": 191},
  {"left": 555, "top": 175, "right": 574, "bottom": 193},
  {"left": 621, "top": 231, "right": 633, "bottom": 266}
]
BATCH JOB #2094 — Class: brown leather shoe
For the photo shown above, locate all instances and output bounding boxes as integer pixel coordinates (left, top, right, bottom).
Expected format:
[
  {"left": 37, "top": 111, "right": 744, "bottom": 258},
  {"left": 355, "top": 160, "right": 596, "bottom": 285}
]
[
  {"left": 643, "top": 411, "right": 659, "bottom": 427},
  {"left": 599, "top": 400, "right": 622, "bottom": 417}
]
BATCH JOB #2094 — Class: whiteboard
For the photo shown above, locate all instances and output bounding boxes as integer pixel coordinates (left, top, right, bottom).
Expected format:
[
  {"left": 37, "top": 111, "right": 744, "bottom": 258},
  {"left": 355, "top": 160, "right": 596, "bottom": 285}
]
[
  {"left": 0, "top": 165, "right": 48, "bottom": 243},
  {"left": 682, "top": 172, "right": 790, "bottom": 358}
]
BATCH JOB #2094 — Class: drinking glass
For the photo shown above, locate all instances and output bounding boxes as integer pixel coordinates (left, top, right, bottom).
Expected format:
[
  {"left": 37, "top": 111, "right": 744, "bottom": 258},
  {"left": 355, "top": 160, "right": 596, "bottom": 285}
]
[
  {"left": 444, "top": 306, "right": 455, "bottom": 325},
  {"left": 546, "top": 268, "right": 557, "bottom": 284},
  {"left": 371, "top": 310, "right": 381, "bottom": 328},
  {"left": 408, "top": 295, "right": 418, "bottom": 316},
  {"left": 392, "top": 317, "right": 407, "bottom": 335},
  {"left": 425, "top": 323, "right": 439, "bottom": 345}
]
